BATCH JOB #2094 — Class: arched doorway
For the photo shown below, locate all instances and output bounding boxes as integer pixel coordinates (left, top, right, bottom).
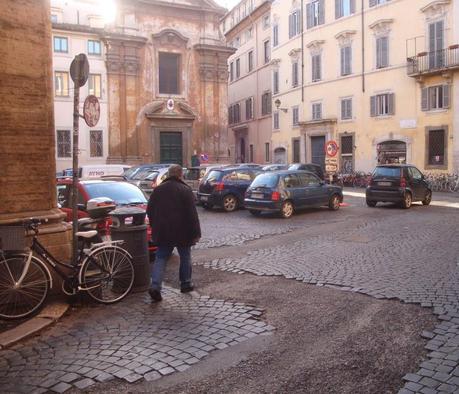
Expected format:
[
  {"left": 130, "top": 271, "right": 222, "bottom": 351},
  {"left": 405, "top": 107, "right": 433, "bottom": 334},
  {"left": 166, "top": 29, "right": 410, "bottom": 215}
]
[
  {"left": 377, "top": 140, "right": 407, "bottom": 164},
  {"left": 274, "top": 147, "right": 287, "bottom": 164}
]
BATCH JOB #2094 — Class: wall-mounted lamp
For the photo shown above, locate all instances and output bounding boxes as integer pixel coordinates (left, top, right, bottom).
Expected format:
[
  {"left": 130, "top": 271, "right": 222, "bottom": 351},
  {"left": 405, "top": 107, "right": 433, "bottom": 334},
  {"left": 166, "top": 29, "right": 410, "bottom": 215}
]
[{"left": 274, "top": 99, "right": 288, "bottom": 113}]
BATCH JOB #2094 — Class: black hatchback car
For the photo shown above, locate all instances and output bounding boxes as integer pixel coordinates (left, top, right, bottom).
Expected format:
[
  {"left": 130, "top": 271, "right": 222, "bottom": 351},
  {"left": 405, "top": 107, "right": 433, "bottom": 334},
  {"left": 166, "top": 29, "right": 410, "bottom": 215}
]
[
  {"left": 288, "top": 163, "right": 325, "bottom": 180},
  {"left": 244, "top": 170, "right": 343, "bottom": 218},
  {"left": 365, "top": 165, "right": 432, "bottom": 209},
  {"left": 197, "top": 167, "right": 261, "bottom": 212}
]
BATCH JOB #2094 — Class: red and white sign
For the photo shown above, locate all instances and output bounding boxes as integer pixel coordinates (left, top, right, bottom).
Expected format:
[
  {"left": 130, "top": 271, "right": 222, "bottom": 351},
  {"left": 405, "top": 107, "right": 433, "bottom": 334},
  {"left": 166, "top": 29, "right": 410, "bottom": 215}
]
[
  {"left": 83, "top": 95, "right": 100, "bottom": 127},
  {"left": 325, "top": 140, "right": 339, "bottom": 157}
]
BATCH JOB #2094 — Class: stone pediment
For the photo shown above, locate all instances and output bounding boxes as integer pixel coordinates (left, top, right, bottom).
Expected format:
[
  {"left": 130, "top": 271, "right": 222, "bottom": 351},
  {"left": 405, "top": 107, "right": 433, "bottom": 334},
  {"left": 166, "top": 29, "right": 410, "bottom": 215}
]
[
  {"left": 152, "top": 29, "right": 189, "bottom": 48},
  {"left": 143, "top": 99, "right": 197, "bottom": 121}
]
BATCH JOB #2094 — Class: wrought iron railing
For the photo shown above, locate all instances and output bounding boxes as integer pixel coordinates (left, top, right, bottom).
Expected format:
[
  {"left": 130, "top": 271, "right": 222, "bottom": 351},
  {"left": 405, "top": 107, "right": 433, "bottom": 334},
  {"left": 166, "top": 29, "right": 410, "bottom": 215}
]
[{"left": 407, "top": 46, "right": 459, "bottom": 76}]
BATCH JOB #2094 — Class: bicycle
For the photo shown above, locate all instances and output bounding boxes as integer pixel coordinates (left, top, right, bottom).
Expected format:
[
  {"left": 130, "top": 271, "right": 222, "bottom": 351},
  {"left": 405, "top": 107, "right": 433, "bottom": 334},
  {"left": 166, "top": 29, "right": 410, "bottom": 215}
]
[{"left": 0, "top": 218, "right": 135, "bottom": 320}]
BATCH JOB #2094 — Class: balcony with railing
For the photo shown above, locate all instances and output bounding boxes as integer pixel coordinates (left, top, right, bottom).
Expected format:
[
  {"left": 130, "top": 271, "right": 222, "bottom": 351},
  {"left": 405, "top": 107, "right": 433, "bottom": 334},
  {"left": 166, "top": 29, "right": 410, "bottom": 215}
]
[{"left": 407, "top": 46, "right": 459, "bottom": 77}]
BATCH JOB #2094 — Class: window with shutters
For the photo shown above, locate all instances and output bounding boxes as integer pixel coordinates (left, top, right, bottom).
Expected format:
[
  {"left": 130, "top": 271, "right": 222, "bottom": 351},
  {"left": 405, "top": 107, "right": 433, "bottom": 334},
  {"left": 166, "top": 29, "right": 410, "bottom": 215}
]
[
  {"left": 292, "top": 106, "right": 299, "bottom": 126},
  {"left": 340, "top": 98, "right": 352, "bottom": 120},
  {"left": 422, "top": 85, "right": 450, "bottom": 111},
  {"left": 311, "top": 54, "right": 321, "bottom": 81},
  {"left": 370, "top": 93, "right": 395, "bottom": 116},
  {"left": 229, "top": 62, "right": 234, "bottom": 82},
  {"left": 306, "top": 0, "right": 324, "bottom": 29},
  {"left": 159, "top": 52, "right": 180, "bottom": 94},
  {"left": 248, "top": 51, "right": 253, "bottom": 72},
  {"left": 369, "top": 0, "right": 390, "bottom": 7},
  {"left": 236, "top": 58, "right": 241, "bottom": 78},
  {"left": 234, "top": 103, "right": 241, "bottom": 123},
  {"left": 292, "top": 61, "right": 299, "bottom": 87},
  {"left": 273, "top": 111, "right": 279, "bottom": 130},
  {"left": 262, "top": 92, "right": 272, "bottom": 115},
  {"left": 273, "top": 24, "right": 279, "bottom": 47},
  {"left": 265, "top": 142, "right": 270, "bottom": 162},
  {"left": 340, "top": 45, "right": 352, "bottom": 76},
  {"left": 312, "top": 103, "right": 322, "bottom": 120},
  {"left": 57, "top": 130, "right": 71, "bottom": 158},
  {"left": 293, "top": 139, "right": 301, "bottom": 163},
  {"left": 376, "top": 36, "right": 389, "bottom": 68},
  {"left": 427, "top": 129, "right": 446, "bottom": 166},
  {"left": 263, "top": 15, "right": 270, "bottom": 30},
  {"left": 90, "top": 130, "right": 103, "bottom": 157},
  {"left": 264, "top": 40, "right": 271, "bottom": 63},
  {"left": 289, "top": 10, "right": 301, "bottom": 38},
  {"left": 273, "top": 70, "right": 279, "bottom": 94},
  {"left": 335, "top": 0, "right": 355, "bottom": 19},
  {"left": 245, "top": 97, "right": 253, "bottom": 120},
  {"left": 228, "top": 106, "right": 233, "bottom": 125},
  {"left": 249, "top": 144, "right": 254, "bottom": 162}
]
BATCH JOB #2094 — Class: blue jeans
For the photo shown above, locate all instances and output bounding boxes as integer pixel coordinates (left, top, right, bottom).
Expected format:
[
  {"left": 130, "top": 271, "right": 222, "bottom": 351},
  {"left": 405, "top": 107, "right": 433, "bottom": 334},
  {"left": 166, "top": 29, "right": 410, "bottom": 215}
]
[{"left": 150, "top": 245, "right": 192, "bottom": 291}]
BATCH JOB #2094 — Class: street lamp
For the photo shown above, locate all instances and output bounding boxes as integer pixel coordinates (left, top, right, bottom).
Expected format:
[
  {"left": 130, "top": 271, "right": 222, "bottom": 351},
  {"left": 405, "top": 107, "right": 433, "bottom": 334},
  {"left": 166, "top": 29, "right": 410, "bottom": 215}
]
[{"left": 274, "top": 99, "right": 288, "bottom": 113}]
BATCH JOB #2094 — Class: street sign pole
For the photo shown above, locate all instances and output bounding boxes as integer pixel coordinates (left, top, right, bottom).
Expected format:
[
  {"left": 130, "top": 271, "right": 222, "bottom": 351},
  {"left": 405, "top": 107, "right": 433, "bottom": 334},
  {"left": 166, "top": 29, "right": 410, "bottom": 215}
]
[{"left": 70, "top": 54, "right": 89, "bottom": 265}]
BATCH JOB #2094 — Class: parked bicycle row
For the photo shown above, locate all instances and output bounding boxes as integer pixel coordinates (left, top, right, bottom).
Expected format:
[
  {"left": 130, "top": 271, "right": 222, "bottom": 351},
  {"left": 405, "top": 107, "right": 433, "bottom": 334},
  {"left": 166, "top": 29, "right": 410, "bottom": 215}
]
[{"left": 424, "top": 172, "right": 459, "bottom": 193}]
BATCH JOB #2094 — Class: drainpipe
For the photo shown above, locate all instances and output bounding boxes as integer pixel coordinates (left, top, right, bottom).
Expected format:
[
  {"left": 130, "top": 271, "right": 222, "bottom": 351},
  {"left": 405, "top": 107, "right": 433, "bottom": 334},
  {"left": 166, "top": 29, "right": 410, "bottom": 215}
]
[
  {"left": 361, "top": 0, "right": 365, "bottom": 93},
  {"left": 248, "top": 10, "right": 259, "bottom": 163},
  {"left": 301, "top": 0, "right": 305, "bottom": 102}
]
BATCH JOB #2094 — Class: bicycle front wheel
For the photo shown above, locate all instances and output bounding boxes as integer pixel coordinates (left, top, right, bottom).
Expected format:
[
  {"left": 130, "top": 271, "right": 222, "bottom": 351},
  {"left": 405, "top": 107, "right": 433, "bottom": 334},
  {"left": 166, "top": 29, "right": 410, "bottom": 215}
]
[
  {"left": 80, "top": 246, "right": 134, "bottom": 304},
  {"left": 0, "top": 254, "right": 49, "bottom": 320}
]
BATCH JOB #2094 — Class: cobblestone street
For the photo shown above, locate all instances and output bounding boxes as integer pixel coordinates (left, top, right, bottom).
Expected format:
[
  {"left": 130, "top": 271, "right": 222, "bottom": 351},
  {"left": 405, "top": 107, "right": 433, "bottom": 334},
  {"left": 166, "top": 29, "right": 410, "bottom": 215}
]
[{"left": 0, "top": 193, "right": 458, "bottom": 393}]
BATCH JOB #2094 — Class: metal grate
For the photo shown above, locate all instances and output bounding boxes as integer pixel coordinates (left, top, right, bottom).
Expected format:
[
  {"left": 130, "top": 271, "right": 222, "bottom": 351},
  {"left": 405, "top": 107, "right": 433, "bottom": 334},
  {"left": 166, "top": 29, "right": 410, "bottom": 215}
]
[
  {"left": 0, "top": 226, "right": 26, "bottom": 251},
  {"left": 341, "top": 135, "right": 353, "bottom": 155},
  {"left": 428, "top": 129, "right": 445, "bottom": 165}
]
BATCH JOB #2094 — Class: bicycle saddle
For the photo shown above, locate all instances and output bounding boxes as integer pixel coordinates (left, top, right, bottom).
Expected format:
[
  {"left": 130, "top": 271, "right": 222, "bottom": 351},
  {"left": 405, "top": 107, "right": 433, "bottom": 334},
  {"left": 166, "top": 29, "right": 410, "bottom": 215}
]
[{"left": 76, "top": 230, "right": 98, "bottom": 239}]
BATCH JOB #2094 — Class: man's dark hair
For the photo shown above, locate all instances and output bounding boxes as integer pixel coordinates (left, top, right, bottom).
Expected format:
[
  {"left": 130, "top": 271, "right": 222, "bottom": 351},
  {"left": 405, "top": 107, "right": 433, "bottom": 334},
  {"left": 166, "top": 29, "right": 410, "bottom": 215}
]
[{"left": 168, "top": 164, "right": 183, "bottom": 179}]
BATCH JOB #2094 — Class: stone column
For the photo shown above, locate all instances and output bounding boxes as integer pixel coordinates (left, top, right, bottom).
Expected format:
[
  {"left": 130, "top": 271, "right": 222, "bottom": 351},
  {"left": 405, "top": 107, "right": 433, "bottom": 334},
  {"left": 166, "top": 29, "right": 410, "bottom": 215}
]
[{"left": 0, "top": 0, "right": 71, "bottom": 258}]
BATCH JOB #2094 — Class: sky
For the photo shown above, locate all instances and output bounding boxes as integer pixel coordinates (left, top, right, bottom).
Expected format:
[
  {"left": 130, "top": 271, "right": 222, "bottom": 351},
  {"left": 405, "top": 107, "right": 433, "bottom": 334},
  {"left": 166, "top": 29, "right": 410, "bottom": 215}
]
[{"left": 215, "top": 0, "right": 240, "bottom": 10}]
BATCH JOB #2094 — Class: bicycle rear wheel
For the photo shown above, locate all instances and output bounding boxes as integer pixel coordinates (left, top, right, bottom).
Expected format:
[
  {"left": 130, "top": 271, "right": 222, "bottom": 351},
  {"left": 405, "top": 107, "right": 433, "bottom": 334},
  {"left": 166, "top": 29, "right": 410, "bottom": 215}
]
[
  {"left": 80, "top": 246, "right": 134, "bottom": 304},
  {"left": 0, "top": 254, "right": 49, "bottom": 320}
]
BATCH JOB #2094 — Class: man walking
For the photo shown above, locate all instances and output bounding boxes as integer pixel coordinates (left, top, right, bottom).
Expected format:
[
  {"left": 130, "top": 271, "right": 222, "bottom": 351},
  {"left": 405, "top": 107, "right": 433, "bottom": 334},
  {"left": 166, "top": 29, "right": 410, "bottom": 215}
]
[{"left": 146, "top": 164, "right": 201, "bottom": 301}]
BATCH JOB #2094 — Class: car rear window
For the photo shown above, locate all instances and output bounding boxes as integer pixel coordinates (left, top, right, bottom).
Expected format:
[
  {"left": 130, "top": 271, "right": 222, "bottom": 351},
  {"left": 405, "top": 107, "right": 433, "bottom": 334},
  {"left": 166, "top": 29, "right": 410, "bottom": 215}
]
[
  {"left": 373, "top": 167, "right": 401, "bottom": 178},
  {"left": 251, "top": 173, "right": 279, "bottom": 188},
  {"left": 144, "top": 171, "right": 159, "bottom": 181},
  {"left": 204, "top": 170, "right": 223, "bottom": 183},
  {"left": 85, "top": 182, "right": 147, "bottom": 204}
]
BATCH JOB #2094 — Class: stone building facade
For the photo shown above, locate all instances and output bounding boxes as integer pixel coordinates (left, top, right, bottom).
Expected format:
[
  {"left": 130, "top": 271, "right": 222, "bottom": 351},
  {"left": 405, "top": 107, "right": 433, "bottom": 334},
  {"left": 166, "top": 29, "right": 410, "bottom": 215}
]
[{"left": 104, "top": 0, "right": 235, "bottom": 166}]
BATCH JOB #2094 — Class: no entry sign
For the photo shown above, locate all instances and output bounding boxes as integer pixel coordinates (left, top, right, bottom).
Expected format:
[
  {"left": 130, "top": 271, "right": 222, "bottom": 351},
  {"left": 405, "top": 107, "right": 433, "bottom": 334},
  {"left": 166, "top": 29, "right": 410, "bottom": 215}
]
[{"left": 325, "top": 140, "right": 339, "bottom": 157}]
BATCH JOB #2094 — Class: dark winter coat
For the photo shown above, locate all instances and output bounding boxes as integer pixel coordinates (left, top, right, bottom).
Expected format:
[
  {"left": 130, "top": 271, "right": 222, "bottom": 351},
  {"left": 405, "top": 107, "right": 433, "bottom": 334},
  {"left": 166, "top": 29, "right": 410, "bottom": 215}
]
[{"left": 147, "top": 177, "right": 201, "bottom": 247}]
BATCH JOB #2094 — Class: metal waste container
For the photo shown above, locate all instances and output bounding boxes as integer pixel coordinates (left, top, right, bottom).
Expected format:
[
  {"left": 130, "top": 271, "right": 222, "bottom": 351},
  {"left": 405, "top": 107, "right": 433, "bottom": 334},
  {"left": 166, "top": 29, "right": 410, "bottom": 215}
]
[{"left": 109, "top": 207, "right": 150, "bottom": 292}]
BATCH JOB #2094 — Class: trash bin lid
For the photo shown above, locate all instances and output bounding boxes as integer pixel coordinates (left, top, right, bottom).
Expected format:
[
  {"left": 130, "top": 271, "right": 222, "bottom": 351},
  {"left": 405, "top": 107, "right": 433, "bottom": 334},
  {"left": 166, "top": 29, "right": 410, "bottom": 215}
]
[{"left": 109, "top": 207, "right": 146, "bottom": 216}]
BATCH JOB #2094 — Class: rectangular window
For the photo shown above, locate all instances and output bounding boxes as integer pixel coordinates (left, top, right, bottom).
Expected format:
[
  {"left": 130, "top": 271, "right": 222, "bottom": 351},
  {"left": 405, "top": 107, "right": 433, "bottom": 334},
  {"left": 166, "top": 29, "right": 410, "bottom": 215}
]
[
  {"left": 273, "top": 70, "right": 279, "bottom": 94},
  {"left": 422, "top": 85, "right": 450, "bottom": 111},
  {"left": 292, "top": 61, "right": 299, "bottom": 87},
  {"left": 340, "top": 46, "right": 352, "bottom": 76},
  {"left": 90, "top": 130, "right": 103, "bottom": 157},
  {"left": 293, "top": 139, "right": 301, "bottom": 163},
  {"left": 376, "top": 36, "right": 389, "bottom": 68},
  {"left": 261, "top": 92, "right": 272, "bottom": 115},
  {"left": 369, "top": 0, "right": 390, "bottom": 7},
  {"left": 341, "top": 98, "right": 352, "bottom": 120},
  {"left": 335, "top": 0, "right": 355, "bottom": 19},
  {"left": 370, "top": 93, "right": 395, "bottom": 116},
  {"left": 292, "top": 106, "right": 299, "bottom": 126},
  {"left": 228, "top": 106, "right": 233, "bottom": 125},
  {"left": 56, "top": 130, "right": 71, "bottom": 158},
  {"left": 265, "top": 142, "right": 270, "bottom": 162},
  {"left": 289, "top": 10, "right": 301, "bottom": 38},
  {"left": 246, "top": 27, "right": 253, "bottom": 40},
  {"left": 264, "top": 40, "right": 271, "bottom": 63},
  {"left": 306, "top": 0, "right": 325, "bottom": 29},
  {"left": 273, "top": 111, "right": 279, "bottom": 129},
  {"left": 312, "top": 103, "right": 322, "bottom": 120},
  {"left": 235, "top": 36, "right": 241, "bottom": 47},
  {"left": 236, "top": 58, "right": 241, "bottom": 78},
  {"left": 340, "top": 135, "right": 354, "bottom": 173},
  {"left": 229, "top": 62, "right": 234, "bottom": 82},
  {"left": 263, "top": 15, "right": 270, "bottom": 29},
  {"left": 234, "top": 103, "right": 241, "bottom": 123},
  {"left": 248, "top": 51, "right": 253, "bottom": 72},
  {"left": 53, "top": 36, "right": 68, "bottom": 53},
  {"left": 51, "top": 14, "right": 58, "bottom": 23},
  {"left": 427, "top": 129, "right": 446, "bottom": 166},
  {"left": 273, "top": 25, "right": 279, "bottom": 47},
  {"left": 159, "top": 52, "right": 180, "bottom": 94},
  {"left": 245, "top": 97, "right": 253, "bottom": 120},
  {"left": 88, "top": 74, "right": 102, "bottom": 98},
  {"left": 54, "top": 71, "right": 69, "bottom": 97},
  {"left": 311, "top": 54, "right": 321, "bottom": 81},
  {"left": 88, "top": 40, "right": 101, "bottom": 55},
  {"left": 249, "top": 144, "right": 254, "bottom": 162}
]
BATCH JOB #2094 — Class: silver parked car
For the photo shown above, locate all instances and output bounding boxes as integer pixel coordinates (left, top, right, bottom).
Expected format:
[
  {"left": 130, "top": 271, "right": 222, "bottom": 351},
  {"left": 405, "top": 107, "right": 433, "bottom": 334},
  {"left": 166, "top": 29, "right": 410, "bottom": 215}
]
[{"left": 137, "top": 167, "right": 169, "bottom": 197}]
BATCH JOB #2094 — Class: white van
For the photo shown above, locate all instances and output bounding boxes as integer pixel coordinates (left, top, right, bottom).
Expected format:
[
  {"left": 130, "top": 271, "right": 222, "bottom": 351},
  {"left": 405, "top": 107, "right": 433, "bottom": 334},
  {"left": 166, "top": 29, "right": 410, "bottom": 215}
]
[{"left": 62, "top": 164, "right": 131, "bottom": 179}]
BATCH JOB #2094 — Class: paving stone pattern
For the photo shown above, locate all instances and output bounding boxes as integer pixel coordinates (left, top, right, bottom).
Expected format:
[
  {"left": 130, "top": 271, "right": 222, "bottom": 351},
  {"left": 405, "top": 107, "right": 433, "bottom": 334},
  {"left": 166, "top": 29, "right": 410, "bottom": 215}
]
[
  {"left": 196, "top": 210, "right": 459, "bottom": 394},
  {"left": 0, "top": 289, "right": 274, "bottom": 393}
]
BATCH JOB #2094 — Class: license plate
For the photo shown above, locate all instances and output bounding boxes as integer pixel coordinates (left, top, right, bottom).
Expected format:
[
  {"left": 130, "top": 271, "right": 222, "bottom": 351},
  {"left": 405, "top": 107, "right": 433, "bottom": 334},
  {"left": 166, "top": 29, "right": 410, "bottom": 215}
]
[
  {"left": 378, "top": 181, "right": 392, "bottom": 186},
  {"left": 200, "top": 196, "right": 208, "bottom": 202},
  {"left": 251, "top": 193, "right": 263, "bottom": 199}
]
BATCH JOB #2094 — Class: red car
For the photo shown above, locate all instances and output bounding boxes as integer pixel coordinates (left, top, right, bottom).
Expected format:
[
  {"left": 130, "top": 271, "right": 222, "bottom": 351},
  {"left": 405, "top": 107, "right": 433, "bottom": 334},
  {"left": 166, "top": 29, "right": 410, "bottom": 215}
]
[{"left": 56, "top": 179, "right": 156, "bottom": 255}]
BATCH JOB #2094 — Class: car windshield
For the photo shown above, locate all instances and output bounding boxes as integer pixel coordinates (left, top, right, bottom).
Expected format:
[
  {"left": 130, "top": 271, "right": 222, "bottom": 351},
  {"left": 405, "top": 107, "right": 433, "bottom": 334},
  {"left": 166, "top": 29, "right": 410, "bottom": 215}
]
[
  {"left": 204, "top": 170, "right": 223, "bottom": 183},
  {"left": 373, "top": 167, "right": 401, "bottom": 178},
  {"left": 251, "top": 173, "right": 279, "bottom": 188},
  {"left": 85, "top": 182, "right": 147, "bottom": 205}
]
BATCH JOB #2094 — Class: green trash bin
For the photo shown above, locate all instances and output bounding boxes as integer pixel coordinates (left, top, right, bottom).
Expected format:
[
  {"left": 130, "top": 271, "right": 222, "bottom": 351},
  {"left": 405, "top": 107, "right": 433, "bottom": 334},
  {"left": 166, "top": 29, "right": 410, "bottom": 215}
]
[{"left": 109, "top": 207, "right": 150, "bottom": 292}]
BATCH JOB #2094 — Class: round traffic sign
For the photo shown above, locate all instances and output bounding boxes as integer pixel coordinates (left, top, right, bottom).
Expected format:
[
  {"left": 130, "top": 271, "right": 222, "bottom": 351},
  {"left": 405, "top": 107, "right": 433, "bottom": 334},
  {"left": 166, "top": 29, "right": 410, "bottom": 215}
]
[
  {"left": 325, "top": 140, "right": 339, "bottom": 157},
  {"left": 70, "top": 53, "right": 89, "bottom": 88},
  {"left": 83, "top": 95, "right": 100, "bottom": 127},
  {"left": 200, "top": 153, "right": 209, "bottom": 162}
]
